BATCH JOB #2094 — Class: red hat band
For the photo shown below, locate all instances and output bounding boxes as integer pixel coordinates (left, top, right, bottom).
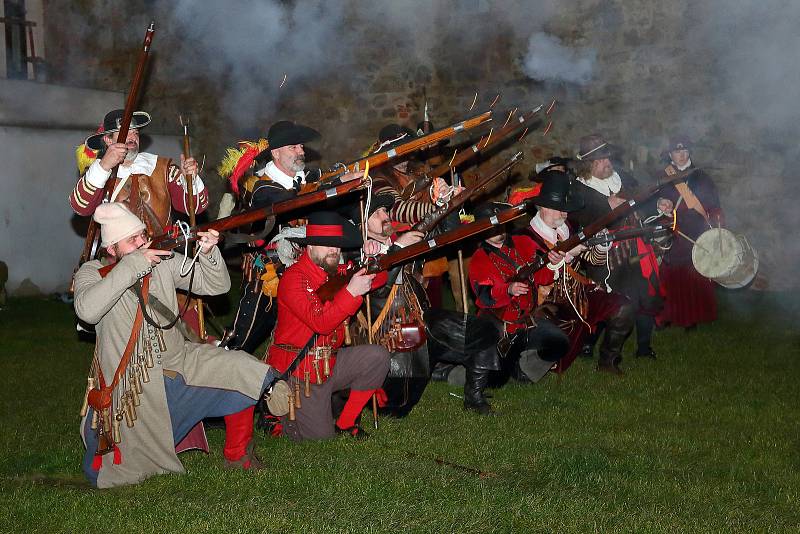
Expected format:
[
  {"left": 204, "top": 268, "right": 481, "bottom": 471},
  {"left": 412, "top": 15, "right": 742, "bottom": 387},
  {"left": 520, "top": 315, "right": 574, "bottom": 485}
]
[{"left": 305, "top": 224, "right": 344, "bottom": 238}]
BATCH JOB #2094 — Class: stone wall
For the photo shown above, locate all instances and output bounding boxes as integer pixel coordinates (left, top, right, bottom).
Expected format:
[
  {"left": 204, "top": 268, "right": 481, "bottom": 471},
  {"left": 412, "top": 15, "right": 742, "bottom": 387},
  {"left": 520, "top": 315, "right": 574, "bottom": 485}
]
[{"left": 38, "top": 0, "right": 797, "bottom": 289}]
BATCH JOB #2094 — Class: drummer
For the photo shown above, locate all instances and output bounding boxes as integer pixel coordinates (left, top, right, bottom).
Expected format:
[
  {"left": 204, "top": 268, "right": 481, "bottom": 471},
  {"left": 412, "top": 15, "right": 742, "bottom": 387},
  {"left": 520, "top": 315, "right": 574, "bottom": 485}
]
[{"left": 656, "top": 135, "right": 724, "bottom": 329}]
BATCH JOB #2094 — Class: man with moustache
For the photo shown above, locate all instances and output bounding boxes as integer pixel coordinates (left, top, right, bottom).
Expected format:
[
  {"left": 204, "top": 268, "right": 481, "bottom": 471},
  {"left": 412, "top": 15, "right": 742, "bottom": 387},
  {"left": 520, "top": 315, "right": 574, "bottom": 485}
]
[
  {"left": 266, "top": 211, "right": 391, "bottom": 440},
  {"left": 223, "top": 120, "right": 361, "bottom": 353},
  {"left": 569, "top": 134, "right": 665, "bottom": 361},
  {"left": 70, "top": 109, "right": 208, "bottom": 233},
  {"left": 74, "top": 203, "right": 287, "bottom": 488}
]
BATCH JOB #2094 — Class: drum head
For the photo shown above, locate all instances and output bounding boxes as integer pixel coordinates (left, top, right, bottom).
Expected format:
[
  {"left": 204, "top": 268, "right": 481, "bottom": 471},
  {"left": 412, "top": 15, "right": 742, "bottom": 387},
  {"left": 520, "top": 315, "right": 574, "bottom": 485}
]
[{"left": 692, "top": 228, "right": 741, "bottom": 279}]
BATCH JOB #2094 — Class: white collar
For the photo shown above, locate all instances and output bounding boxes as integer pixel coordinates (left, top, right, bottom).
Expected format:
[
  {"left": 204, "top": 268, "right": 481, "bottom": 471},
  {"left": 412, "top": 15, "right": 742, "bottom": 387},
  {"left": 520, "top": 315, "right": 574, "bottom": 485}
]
[
  {"left": 110, "top": 152, "right": 158, "bottom": 202},
  {"left": 259, "top": 160, "right": 306, "bottom": 190},
  {"left": 671, "top": 158, "right": 692, "bottom": 171},
  {"left": 530, "top": 212, "right": 569, "bottom": 243},
  {"left": 578, "top": 171, "right": 622, "bottom": 197},
  {"left": 117, "top": 152, "right": 157, "bottom": 179}
]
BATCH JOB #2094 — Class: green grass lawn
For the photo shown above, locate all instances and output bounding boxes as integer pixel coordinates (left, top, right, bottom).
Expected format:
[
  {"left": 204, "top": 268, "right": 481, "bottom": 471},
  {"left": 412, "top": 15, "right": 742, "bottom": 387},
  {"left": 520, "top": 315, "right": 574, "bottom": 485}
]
[{"left": 0, "top": 289, "right": 798, "bottom": 533}]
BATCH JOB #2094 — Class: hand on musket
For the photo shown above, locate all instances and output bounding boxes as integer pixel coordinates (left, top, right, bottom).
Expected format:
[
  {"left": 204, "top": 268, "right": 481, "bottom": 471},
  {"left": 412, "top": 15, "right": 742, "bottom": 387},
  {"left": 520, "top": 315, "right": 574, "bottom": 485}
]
[
  {"left": 180, "top": 154, "right": 199, "bottom": 181},
  {"left": 196, "top": 229, "right": 220, "bottom": 254},
  {"left": 340, "top": 170, "right": 364, "bottom": 183}
]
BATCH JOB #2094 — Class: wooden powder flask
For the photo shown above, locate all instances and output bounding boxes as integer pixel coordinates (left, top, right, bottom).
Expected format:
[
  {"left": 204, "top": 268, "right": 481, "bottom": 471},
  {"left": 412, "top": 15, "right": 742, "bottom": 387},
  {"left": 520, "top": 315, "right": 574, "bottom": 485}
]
[
  {"left": 288, "top": 391, "right": 296, "bottom": 421},
  {"left": 123, "top": 403, "right": 133, "bottom": 428},
  {"left": 133, "top": 371, "right": 143, "bottom": 395},
  {"left": 156, "top": 330, "right": 167, "bottom": 352},
  {"left": 130, "top": 381, "right": 141, "bottom": 407},
  {"left": 304, "top": 370, "right": 311, "bottom": 398},
  {"left": 144, "top": 340, "right": 154, "bottom": 368},
  {"left": 80, "top": 377, "right": 95, "bottom": 417},
  {"left": 321, "top": 347, "right": 331, "bottom": 377},
  {"left": 294, "top": 383, "right": 302, "bottom": 409},
  {"left": 112, "top": 414, "right": 122, "bottom": 444},
  {"left": 312, "top": 360, "right": 323, "bottom": 385},
  {"left": 140, "top": 361, "right": 150, "bottom": 383}
]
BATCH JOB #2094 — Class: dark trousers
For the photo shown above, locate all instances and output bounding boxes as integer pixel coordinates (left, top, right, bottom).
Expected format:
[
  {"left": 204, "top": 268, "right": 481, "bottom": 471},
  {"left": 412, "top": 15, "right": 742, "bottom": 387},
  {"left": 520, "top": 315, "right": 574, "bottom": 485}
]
[
  {"left": 282, "top": 344, "right": 390, "bottom": 441},
  {"left": 225, "top": 279, "right": 277, "bottom": 354}
]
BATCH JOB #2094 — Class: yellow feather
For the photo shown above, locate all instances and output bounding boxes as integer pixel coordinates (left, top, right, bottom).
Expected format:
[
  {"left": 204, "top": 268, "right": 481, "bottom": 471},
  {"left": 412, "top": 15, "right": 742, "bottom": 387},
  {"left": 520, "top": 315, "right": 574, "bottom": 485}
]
[{"left": 75, "top": 144, "right": 98, "bottom": 175}]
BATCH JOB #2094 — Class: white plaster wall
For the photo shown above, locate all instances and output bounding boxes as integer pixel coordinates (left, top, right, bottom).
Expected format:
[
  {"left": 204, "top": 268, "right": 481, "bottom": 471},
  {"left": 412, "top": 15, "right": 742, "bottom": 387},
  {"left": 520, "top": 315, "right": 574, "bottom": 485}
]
[{"left": 0, "top": 79, "right": 183, "bottom": 295}]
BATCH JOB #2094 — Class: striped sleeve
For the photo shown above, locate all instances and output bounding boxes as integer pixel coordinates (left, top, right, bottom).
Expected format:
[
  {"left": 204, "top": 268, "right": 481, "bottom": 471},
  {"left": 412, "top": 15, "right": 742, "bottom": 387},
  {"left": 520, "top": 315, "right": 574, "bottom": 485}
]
[
  {"left": 69, "top": 174, "right": 104, "bottom": 216},
  {"left": 167, "top": 163, "right": 209, "bottom": 215}
]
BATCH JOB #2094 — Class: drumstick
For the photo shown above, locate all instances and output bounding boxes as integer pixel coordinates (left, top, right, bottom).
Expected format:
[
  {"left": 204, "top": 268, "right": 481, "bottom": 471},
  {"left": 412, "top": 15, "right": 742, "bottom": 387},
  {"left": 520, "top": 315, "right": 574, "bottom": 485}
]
[
  {"left": 676, "top": 229, "right": 713, "bottom": 255},
  {"left": 718, "top": 221, "right": 723, "bottom": 254}
]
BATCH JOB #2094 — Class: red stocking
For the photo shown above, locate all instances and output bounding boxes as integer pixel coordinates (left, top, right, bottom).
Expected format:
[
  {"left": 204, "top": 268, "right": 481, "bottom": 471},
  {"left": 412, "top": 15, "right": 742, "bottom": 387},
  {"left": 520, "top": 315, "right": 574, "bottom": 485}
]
[
  {"left": 336, "top": 390, "right": 374, "bottom": 429},
  {"left": 223, "top": 406, "right": 254, "bottom": 462}
]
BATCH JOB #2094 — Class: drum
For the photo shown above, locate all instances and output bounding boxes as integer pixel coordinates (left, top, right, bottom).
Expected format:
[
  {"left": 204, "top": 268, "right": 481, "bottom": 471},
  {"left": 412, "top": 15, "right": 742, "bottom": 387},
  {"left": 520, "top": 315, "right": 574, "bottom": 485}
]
[{"left": 691, "top": 228, "right": 759, "bottom": 289}]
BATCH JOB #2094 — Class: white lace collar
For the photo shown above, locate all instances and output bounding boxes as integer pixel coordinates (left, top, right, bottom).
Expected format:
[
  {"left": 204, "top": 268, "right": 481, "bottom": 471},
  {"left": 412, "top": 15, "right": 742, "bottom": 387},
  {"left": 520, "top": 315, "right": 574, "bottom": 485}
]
[
  {"left": 578, "top": 171, "right": 622, "bottom": 197},
  {"left": 530, "top": 212, "right": 569, "bottom": 243}
]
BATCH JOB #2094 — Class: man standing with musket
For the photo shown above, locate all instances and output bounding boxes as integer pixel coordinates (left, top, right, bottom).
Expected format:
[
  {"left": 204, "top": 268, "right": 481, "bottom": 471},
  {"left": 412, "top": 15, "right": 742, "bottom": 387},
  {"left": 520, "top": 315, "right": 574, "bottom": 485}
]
[
  {"left": 514, "top": 170, "right": 635, "bottom": 374},
  {"left": 656, "top": 135, "right": 722, "bottom": 329},
  {"left": 266, "top": 211, "right": 391, "bottom": 440},
  {"left": 74, "top": 203, "right": 287, "bottom": 488},
  {"left": 569, "top": 134, "right": 665, "bottom": 362},
  {"left": 70, "top": 109, "right": 208, "bottom": 232}
]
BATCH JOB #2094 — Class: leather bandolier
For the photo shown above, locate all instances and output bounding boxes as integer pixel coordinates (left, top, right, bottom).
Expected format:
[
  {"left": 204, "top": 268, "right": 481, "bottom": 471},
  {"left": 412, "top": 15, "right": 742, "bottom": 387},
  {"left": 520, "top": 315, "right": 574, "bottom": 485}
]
[
  {"left": 351, "top": 263, "right": 431, "bottom": 417},
  {"left": 114, "top": 157, "right": 173, "bottom": 235}
]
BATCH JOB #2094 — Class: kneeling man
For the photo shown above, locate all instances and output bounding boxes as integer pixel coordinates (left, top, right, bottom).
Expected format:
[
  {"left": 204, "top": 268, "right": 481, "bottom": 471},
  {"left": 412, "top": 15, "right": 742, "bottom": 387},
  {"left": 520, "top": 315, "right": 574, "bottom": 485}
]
[
  {"left": 74, "top": 203, "right": 285, "bottom": 488},
  {"left": 266, "top": 211, "right": 391, "bottom": 440}
]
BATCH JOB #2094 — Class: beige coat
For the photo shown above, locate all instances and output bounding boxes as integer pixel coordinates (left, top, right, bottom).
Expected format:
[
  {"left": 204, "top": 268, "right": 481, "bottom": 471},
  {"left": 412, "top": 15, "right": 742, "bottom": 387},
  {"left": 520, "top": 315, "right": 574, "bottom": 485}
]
[{"left": 74, "top": 246, "right": 271, "bottom": 488}]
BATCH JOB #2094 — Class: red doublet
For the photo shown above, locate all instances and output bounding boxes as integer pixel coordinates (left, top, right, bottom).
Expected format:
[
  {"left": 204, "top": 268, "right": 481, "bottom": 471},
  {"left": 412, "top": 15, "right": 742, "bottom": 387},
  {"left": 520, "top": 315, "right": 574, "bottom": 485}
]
[
  {"left": 468, "top": 235, "right": 552, "bottom": 333},
  {"left": 266, "top": 251, "right": 386, "bottom": 381}
]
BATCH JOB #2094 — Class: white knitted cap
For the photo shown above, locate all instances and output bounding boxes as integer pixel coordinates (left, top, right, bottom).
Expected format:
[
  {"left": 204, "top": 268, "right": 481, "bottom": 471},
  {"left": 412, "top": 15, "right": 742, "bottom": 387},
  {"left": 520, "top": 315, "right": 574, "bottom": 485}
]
[{"left": 94, "top": 202, "right": 146, "bottom": 247}]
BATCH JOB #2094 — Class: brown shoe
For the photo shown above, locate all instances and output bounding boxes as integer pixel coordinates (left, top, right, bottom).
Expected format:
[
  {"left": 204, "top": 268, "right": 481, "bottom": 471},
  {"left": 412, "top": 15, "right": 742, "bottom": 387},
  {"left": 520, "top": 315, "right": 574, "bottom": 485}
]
[{"left": 224, "top": 440, "right": 265, "bottom": 470}]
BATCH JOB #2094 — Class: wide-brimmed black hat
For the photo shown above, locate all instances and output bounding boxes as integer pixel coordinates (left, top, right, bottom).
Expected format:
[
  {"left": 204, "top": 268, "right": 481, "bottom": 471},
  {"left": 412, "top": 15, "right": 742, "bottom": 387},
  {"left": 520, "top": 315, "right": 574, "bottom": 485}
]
[
  {"left": 575, "top": 133, "right": 613, "bottom": 162},
  {"left": 85, "top": 109, "right": 151, "bottom": 151},
  {"left": 376, "top": 124, "right": 416, "bottom": 152},
  {"left": 267, "top": 120, "right": 320, "bottom": 150},
  {"left": 533, "top": 170, "right": 584, "bottom": 212},
  {"left": 473, "top": 201, "right": 512, "bottom": 221},
  {"left": 531, "top": 156, "right": 572, "bottom": 182},
  {"left": 288, "top": 211, "right": 363, "bottom": 249},
  {"left": 346, "top": 192, "right": 395, "bottom": 226}
]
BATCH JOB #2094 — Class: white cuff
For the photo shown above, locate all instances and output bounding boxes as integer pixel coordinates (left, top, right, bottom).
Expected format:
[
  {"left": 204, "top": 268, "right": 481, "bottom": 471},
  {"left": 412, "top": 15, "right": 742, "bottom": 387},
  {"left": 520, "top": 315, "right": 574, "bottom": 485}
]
[
  {"left": 85, "top": 160, "right": 111, "bottom": 189},
  {"left": 595, "top": 241, "right": 612, "bottom": 253}
]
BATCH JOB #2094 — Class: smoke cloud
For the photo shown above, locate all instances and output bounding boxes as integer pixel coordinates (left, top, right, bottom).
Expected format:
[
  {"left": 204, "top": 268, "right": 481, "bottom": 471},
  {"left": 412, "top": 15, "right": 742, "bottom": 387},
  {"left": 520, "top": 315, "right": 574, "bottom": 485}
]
[{"left": 522, "top": 32, "right": 596, "bottom": 85}]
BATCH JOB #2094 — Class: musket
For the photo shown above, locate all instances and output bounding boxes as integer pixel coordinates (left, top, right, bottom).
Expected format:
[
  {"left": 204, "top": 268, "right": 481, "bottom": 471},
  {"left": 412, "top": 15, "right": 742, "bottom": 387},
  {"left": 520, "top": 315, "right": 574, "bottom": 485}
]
[
  {"left": 96, "top": 178, "right": 365, "bottom": 277},
  {"left": 179, "top": 115, "right": 206, "bottom": 340},
  {"left": 508, "top": 169, "right": 695, "bottom": 283},
  {"left": 74, "top": 22, "right": 155, "bottom": 274},
  {"left": 510, "top": 223, "right": 673, "bottom": 283},
  {"left": 400, "top": 103, "right": 549, "bottom": 200},
  {"left": 308, "top": 111, "right": 493, "bottom": 189},
  {"left": 412, "top": 151, "right": 523, "bottom": 233},
  {"left": 316, "top": 201, "right": 531, "bottom": 301}
]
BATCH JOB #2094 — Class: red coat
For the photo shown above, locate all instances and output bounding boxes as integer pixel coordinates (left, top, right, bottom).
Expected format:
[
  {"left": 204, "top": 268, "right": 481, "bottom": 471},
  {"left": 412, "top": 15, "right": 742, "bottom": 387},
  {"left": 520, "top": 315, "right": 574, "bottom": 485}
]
[
  {"left": 266, "top": 251, "right": 386, "bottom": 382},
  {"left": 468, "top": 235, "right": 553, "bottom": 333}
]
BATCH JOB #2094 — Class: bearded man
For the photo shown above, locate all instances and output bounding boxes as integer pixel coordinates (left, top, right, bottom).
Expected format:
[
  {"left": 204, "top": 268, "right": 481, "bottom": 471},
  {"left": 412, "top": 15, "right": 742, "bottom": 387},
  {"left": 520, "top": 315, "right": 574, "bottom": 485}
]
[
  {"left": 74, "top": 203, "right": 286, "bottom": 488},
  {"left": 265, "top": 211, "right": 391, "bottom": 440},
  {"left": 569, "top": 134, "right": 665, "bottom": 360},
  {"left": 70, "top": 109, "right": 207, "bottom": 233}
]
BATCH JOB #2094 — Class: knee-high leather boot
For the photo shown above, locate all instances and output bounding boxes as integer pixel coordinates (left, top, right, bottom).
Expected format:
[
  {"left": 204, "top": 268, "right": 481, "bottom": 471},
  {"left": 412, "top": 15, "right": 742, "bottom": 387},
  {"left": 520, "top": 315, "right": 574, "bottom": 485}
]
[
  {"left": 464, "top": 367, "right": 494, "bottom": 415},
  {"left": 598, "top": 302, "right": 634, "bottom": 375}
]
